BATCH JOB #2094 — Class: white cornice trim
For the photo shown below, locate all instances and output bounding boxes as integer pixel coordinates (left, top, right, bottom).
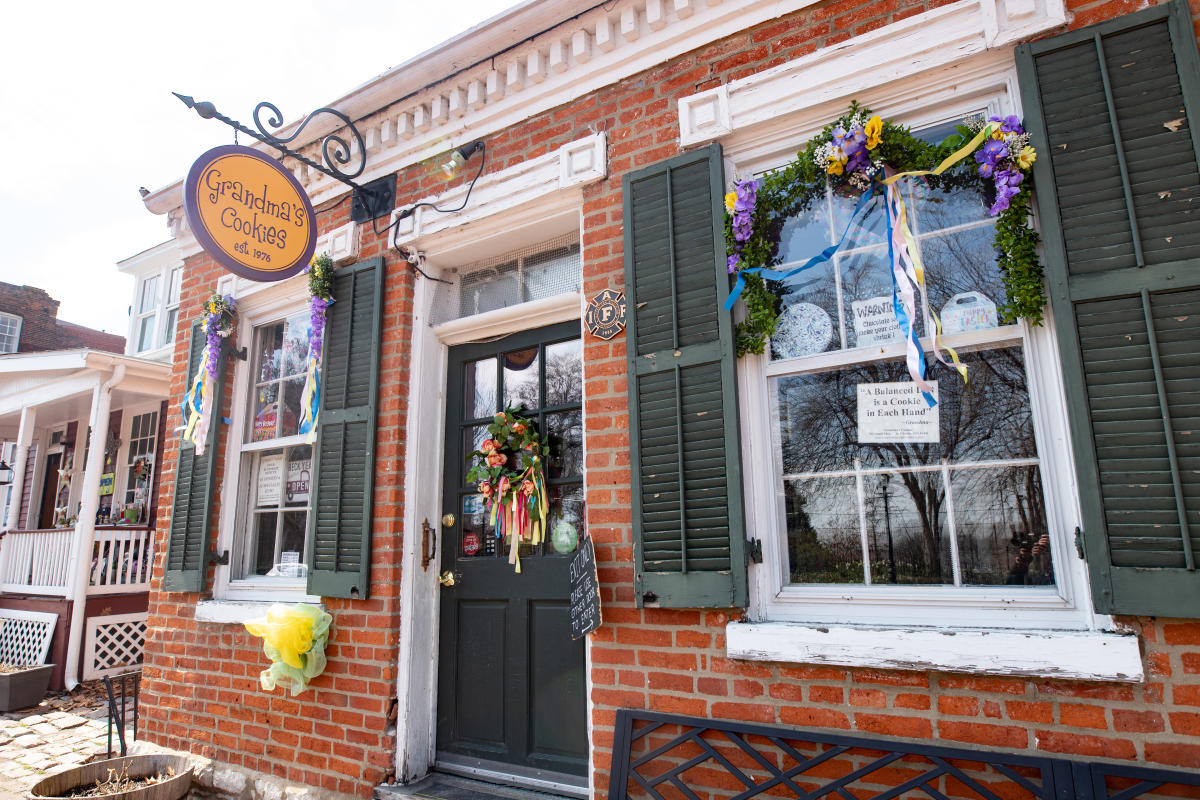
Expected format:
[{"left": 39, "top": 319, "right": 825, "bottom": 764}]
[
  {"left": 679, "top": 0, "right": 1065, "bottom": 147},
  {"left": 391, "top": 133, "right": 605, "bottom": 253},
  {"left": 432, "top": 292, "right": 583, "bottom": 346}
]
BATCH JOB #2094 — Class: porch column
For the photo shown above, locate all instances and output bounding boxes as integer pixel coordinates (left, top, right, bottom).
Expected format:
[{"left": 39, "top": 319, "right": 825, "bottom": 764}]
[
  {"left": 63, "top": 365, "right": 124, "bottom": 689},
  {"left": 4, "top": 405, "right": 37, "bottom": 532}
]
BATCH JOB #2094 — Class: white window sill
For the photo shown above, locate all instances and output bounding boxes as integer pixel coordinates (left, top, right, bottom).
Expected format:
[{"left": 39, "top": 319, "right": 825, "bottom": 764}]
[
  {"left": 726, "top": 622, "right": 1144, "bottom": 683},
  {"left": 195, "top": 599, "right": 321, "bottom": 625}
]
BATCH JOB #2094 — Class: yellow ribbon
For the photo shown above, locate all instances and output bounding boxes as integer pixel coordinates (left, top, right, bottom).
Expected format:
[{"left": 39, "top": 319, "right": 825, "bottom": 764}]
[{"left": 880, "top": 122, "right": 999, "bottom": 186}]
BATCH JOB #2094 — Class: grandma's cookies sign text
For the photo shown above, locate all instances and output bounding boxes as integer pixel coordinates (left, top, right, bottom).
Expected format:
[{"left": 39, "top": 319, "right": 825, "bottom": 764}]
[{"left": 183, "top": 145, "right": 317, "bottom": 282}]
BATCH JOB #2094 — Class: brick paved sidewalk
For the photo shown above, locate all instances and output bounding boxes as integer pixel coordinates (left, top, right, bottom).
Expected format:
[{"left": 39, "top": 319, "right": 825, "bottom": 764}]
[{"left": 0, "top": 684, "right": 113, "bottom": 800}]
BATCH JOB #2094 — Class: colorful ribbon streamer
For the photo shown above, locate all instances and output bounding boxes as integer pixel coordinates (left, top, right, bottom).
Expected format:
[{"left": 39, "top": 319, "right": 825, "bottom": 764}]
[
  {"left": 487, "top": 462, "right": 549, "bottom": 574},
  {"left": 181, "top": 340, "right": 215, "bottom": 455},
  {"left": 297, "top": 356, "right": 322, "bottom": 438}
]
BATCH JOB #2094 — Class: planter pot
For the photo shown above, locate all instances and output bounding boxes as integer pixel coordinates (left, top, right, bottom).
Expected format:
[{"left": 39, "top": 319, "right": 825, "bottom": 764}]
[
  {"left": 0, "top": 664, "right": 54, "bottom": 712},
  {"left": 30, "top": 755, "right": 193, "bottom": 800}
]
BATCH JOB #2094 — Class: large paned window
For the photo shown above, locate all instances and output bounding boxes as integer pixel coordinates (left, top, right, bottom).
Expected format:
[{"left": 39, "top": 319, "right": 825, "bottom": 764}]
[
  {"left": 741, "top": 108, "right": 1078, "bottom": 628},
  {"left": 235, "top": 312, "right": 313, "bottom": 581},
  {"left": 123, "top": 410, "right": 158, "bottom": 518}
]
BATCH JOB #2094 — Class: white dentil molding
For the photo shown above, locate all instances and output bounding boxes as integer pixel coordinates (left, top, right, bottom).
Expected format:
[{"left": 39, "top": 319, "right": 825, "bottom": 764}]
[{"left": 678, "top": 0, "right": 1065, "bottom": 147}]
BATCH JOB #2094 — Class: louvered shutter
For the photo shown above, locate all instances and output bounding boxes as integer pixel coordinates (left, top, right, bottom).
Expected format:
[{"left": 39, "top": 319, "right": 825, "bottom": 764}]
[
  {"left": 1017, "top": 0, "right": 1200, "bottom": 616},
  {"left": 306, "top": 257, "right": 384, "bottom": 599},
  {"left": 623, "top": 144, "right": 747, "bottom": 608},
  {"left": 164, "top": 323, "right": 224, "bottom": 592}
]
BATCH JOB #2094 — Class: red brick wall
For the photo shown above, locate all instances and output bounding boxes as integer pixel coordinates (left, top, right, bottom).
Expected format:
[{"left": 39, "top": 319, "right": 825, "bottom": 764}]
[
  {"left": 141, "top": 0, "right": 1200, "bottom": 797},
  {"left": 140, "top": 195, "right": 415, "bottom": 795},
  {"left": 0, "top": 282, "right": 124, "bottom": 354}
]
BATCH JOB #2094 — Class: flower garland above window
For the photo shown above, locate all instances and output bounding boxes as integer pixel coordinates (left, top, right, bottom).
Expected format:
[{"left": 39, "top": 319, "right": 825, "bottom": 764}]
[
  {"left": 466, "top": 408, "right": 549, "bottom": 573},
  {"left": 724, "top": 103, "right": 1044, "bottom": 363},
  {"left": 182, "top": 292, "right": 237, "bottom": 454},
  {"left": 298, "top": 253, "right": 335, "bottom": 438}
]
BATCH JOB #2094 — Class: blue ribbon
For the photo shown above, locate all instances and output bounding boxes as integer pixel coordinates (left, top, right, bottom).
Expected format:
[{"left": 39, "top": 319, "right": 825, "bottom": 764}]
[{"left": 724, "top": 184, "right": 877, "bottom": 311}]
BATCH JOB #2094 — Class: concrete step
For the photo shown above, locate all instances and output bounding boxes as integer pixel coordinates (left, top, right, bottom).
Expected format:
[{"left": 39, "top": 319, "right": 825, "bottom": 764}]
[{"left": 376, "top": 773, "right": 579, "bottom": 800}]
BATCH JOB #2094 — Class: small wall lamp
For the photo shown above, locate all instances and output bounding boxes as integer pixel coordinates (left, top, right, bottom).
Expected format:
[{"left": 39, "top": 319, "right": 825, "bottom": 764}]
[{"left": 441, "top": 141, "right": 486, "bottom": 178}]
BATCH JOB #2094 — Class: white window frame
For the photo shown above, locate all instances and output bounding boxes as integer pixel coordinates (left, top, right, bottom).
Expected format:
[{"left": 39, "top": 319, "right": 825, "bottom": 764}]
[
  {"left": 115, "top": 402, "right": 161, "bottom": 519},
  {"left": 0, "top": 313, "right": 22, "bottom": 354},
  {"left": 210, "top": 274, "right": 318, "bottom": 606},
  {"left": 131, "top": 262, "right": 184, "bottom": 356},
  {"left": 161, "top": 266, "right": 183, "bottom": 348},
  {"left": 133, "top": 275, "right": 160, "bottom": 354},
  {"left": 723, "top": 54, "right": 1100, "bottom": 634}
]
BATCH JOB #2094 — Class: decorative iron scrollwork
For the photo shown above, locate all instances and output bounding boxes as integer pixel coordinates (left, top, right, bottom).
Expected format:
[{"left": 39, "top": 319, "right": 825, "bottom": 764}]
[{"left": 251, "top": 102, "right": 365, "bottom": 182}]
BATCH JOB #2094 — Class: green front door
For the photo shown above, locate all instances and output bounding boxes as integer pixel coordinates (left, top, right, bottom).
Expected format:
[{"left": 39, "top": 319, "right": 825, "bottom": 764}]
[{"left": 436, "top": 321, "right": 587, "bottom": 788}]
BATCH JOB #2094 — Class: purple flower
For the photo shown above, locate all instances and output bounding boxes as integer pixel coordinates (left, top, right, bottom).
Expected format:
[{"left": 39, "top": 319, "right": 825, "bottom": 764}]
[
  {"left": 996, "top": 169, "right": 1023, "bottom": 188},
  {"left": 733, "top": 215, "right": 754, "bottom": 242},
  {"left": 309, "top": 296, "right": 331, "bottom": 360},
  {"left": 991, "top": 114, "right": 1024, "bottom": 134},
  {"left": 978, "top": 162, "right": 995, "bottom": 179},
  {"left": 734, "top": 180, "right": 758, "bottom": 212},
  {"left": 978, "top": 139, "right": 1009, "bottom": 164},
  {"left": 727, "top": 254, "right": 741, "bottom": 274}
]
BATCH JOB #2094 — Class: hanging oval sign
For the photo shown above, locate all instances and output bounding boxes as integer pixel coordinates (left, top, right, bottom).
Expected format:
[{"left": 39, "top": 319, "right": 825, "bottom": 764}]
[{"left": 183, "top": 145, "right": 317, "bottom": 282}]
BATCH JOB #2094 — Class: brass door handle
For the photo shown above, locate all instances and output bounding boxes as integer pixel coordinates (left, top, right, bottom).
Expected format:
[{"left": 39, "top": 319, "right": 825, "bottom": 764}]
[{"left": 438, "top": 571, "right": 458, "bottom": 587}]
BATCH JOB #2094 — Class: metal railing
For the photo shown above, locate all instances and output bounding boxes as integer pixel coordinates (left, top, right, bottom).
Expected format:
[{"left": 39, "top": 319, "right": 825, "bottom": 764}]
[{"left": 609, "top": 709, "right": 1200, "bottom": 800}]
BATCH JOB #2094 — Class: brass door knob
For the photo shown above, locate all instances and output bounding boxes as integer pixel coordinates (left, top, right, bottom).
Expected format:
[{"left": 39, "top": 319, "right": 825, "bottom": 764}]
[
  {"left": 441, "top": 513, "right": 456, "bottom": 527},
  {"left": 438, "top": 571, "right": 457, "bottom": 587}
]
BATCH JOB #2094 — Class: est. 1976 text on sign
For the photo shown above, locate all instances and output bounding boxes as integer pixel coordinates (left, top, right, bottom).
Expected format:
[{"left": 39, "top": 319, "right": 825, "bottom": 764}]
[{"left": 183, "top": 145, "right": 317, "bottom": 282}]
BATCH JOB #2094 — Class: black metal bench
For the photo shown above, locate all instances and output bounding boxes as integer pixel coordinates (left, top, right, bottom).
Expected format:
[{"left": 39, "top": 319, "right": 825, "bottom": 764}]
[{"left": 608, "top": 709, "right": 1200, "bottom": 800}]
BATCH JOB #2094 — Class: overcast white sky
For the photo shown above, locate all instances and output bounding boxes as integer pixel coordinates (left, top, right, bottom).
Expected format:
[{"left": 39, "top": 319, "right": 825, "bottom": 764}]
[{"left": 0, "top": 1, "right": 519, "bottom": 338}]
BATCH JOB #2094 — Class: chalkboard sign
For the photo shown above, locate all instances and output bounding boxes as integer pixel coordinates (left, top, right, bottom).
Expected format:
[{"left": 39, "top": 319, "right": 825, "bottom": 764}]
[{"left": 569, "top": 534, "right": 602, "bottom": 639}]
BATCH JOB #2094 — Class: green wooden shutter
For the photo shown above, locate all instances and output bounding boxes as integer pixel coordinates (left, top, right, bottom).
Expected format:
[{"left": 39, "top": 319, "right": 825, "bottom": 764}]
[
  {"left": 306, "top": 256, "right": 384, "bottom": 599},
  {"left": 164, "top": 323, "right": 225, "bottom": 592},
  {"left": 623, "top": 144, "right": 747, "bottom": 608},
  {"left": 1017, "top": 0, "right": 1200, "bottom": 616}
]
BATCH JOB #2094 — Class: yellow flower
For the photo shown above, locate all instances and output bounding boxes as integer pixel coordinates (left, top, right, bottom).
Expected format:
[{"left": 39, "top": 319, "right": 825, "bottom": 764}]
[
  {"left": 864, "top": 115, "right": 883, "bottom": 150},
  {"left": 1017, "top": 146, "right": 1037, "bottom": 170},
  {"left": 724, "top": 192, "right": 737, "bottom": 213},
  {"left": 827, "top": 159, "right": 844, "bottom": 176}
]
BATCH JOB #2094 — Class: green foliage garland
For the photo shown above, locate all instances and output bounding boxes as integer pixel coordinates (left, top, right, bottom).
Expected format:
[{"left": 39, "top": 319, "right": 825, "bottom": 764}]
[{"left": 724, "top": 103, "right": 1045, "bottom": 356}]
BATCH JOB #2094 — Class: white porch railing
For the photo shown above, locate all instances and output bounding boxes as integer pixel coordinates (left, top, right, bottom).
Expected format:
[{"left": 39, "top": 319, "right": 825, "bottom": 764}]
[
  {"left": 0, "top": 529, "right": 72, "bottom": 595},
  {"left": 0, "top": 526, "right": 153, "bottom": 596},
  {"left": 89, "top": 528, "right": 153, "bottom": 595}
]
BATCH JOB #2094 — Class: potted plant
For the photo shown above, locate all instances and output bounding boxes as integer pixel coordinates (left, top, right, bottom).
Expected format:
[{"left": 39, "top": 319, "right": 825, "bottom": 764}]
[
  {"left": 0, "top": 662, "right": 54, "bottom": 712},
  {"left": 30, "top": 754, "right": 193, "bottom": 800}
]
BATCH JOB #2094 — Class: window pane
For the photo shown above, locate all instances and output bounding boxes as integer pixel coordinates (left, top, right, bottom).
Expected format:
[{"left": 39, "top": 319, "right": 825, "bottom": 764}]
[
  {"left": 547, "top": 484, "right": 585, "bottom": 556},
  {"left": 137, "top": 315, "right": 156, "bottom": 352},
  {"left": 840, "top": 248, "right": 899, "bottom": 350},
  {"left": 503, "top": 347, "right": 540, "bottom": 410},
  {"left": 164, "top": 308, "right": 178, "bottom": 345},
  {"left": 864, "top": 471, "right": 952, "bottom": 585},
  {"left": 775, "top": 346, "right": 1035, "bottom": 474},
  {"left": 282, "top": 312, "right": 309, "bottom": 378},
  {"left": 460, "top": 492, "right": 495, "bottom": 558},
  {"left": 922, "top": 227, "right": 1006, "bottom": 329},
  {"left": 286, "top": 446, "right": 312, "bottom": 506},
  {"left": 252, "top": 513, "right": 278, "bottom": 575},
  {"left": 255, "top": 323, "right": 284, "bottom": 384},
  {"left": 0, "top": 313, "right": 20, "bottom": 353},
  {"left": 139, "top": 276, "right": 159, "bottom": 314},
  {"left": 460, "top": 262, "right": 519, "bottom": 317},
  {"left": 251, "top": 384, "right": 280, "bottom": 442},
  {"left": 545, "top": 410, "right": 583, "bottom": 479},
  {"left": 464, "top": 358, "right": 497, "bottom": 419},
  {"left": 280, "top": 511, "right": 307, "bottom": 564},
  {"left": 785, "top": 477, "right": 864, "bottom": 583},
  {"left": 463, "top": 425, "right": 489, "bottom": 483},
  {"left": 523, "top": 244, "right": 582, "bottom": 302},
  {"left": 772, "top": 262, "right": 839, "bottom": 360},
  {"left": 280, "top": 377, "right": 304, "bottom": 438},
  {"left": 167, "top": 267, "right": 183, "bottom": 304},
  {"left": 952, "top": 466, "right": 1053, "bottom": 586},
  {"left": 544, "top": 339, "right": 582, "bottom": 406}
]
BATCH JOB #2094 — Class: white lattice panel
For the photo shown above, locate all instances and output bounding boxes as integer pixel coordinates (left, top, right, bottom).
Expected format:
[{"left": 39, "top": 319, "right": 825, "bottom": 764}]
[
  {"left": 0, "top": 609, "right": 57, "bottom": 666},
  {"left": 84, "top": 612, "right": 147, "bottom": 681}
]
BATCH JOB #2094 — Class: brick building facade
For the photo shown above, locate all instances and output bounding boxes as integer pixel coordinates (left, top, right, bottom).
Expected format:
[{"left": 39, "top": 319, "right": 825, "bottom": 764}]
[
  {"left": 138, "top": 0, "right": 1200, "bottom": 797},
  {"left": 0, "top": 282, "right": 125, "bottom": 354}
]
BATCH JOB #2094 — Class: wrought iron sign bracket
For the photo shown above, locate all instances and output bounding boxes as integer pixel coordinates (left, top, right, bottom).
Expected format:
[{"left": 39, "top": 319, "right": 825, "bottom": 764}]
[{"left": 174, "top": 93, "right": 394, "bottom": 222}]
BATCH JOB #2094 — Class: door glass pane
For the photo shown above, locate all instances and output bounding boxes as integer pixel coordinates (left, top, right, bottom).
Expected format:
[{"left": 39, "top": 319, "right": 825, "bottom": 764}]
[
  {"left": 547, "top": 484, "right": 585, "bottom": 556},
  {"left": 463, "top": 425, "right": 489, "bottom": 483},
  {"left": 546, "top": 411, "right": 583, "bottom": 479},
  {"left": 464, "top": 358, "right": 497, "bottom": 420},
  {"left": 864, "top": 471, "right": 952, "bottom": 585},
  {"left": 460, "top": 492, "right": 494, "bottom": 558},
  {"left": 952, "top": 465, "right": 1053, "bottom": 586},
  {"left": 544, "top": 339, "right": 583, "bottom": 406},
  {"left": 786, "top": 477, "right": 864, "bottom": 583},
  {"left": 503, "top": 347, "right": 540, "bottom": 410}
]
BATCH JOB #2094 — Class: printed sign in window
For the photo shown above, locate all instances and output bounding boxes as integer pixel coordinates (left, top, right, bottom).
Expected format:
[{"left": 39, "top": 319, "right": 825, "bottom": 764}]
[
  {"left": 257, "top": 454, "right": 284, "bottom": 506},
  {"left": 857, "top": 381, "right": 939, "bottom": 443}
]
